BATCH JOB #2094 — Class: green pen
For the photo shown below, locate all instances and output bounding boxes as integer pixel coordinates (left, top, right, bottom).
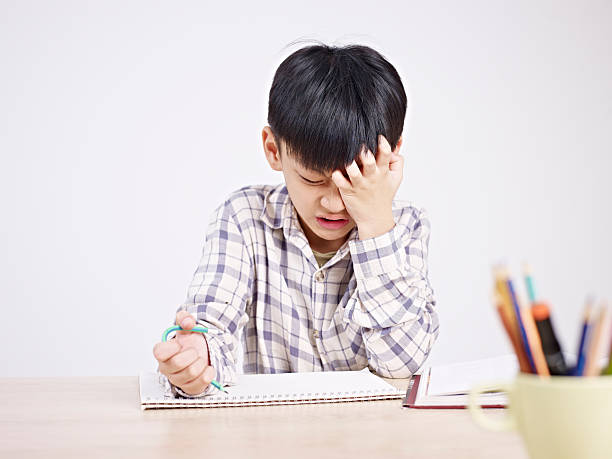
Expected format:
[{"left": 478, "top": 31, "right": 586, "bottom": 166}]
[{"left": 162, "top": 325, "right": 228, "bottom": 393}]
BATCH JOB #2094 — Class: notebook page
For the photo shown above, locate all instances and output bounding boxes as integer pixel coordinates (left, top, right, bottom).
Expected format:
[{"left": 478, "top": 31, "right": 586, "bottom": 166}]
[
  {"left": 140, "top": 368, "right": 403, "bottom": 408},
  {"left": 426, "top": 355, "right": 518, "bottom": 396}
]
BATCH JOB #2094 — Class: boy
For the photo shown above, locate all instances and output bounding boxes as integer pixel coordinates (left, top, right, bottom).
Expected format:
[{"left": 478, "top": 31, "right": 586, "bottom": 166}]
[{"left": 153, "top": 44, "right": 439, "bottom": 396}]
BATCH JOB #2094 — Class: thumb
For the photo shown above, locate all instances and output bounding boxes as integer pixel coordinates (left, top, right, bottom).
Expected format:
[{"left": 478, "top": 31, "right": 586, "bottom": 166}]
[{"left": 175, "top": 310, "right": 196, "bottom": 331}]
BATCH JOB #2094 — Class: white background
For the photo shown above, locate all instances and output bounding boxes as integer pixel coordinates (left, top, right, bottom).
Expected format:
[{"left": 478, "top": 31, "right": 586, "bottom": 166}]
[{"left": 1, "top": 0, "right": 610, "bottom": 376}]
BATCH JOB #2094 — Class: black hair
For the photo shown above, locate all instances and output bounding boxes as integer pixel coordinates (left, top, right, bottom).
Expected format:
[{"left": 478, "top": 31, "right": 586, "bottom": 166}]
[{"left": 267, "top": 43, "right": 407, "bottom": 173}]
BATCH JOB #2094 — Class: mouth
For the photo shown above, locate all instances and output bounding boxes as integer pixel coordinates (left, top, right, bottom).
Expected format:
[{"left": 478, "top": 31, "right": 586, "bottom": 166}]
[{"left": 316, "top": 216, "right": 350, "bottom": 230}]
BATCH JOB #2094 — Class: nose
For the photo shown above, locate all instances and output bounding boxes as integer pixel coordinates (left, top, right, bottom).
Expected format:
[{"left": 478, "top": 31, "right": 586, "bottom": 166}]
[{"left": 321, "top": 186, "right": 345, "bottom": 213}]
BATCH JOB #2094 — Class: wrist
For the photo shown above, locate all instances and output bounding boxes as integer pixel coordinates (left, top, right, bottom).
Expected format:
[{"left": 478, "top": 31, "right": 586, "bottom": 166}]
[{"left": 357, "top": 213, "right": 395, "bottom": 240}]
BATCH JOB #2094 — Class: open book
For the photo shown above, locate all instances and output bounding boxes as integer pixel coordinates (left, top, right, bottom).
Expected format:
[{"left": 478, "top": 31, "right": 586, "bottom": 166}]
[
  {"left": 403, "top": 355, "right": 518, "bottom": 409},
  {"left": 140, "top": 368, "right": 404, "bottom": 410}
]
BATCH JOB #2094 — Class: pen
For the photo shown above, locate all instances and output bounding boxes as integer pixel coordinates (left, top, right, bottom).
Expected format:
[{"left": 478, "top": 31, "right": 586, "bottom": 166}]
[{"left": 162, "top": 325, "right": 228, "bottom": 393}]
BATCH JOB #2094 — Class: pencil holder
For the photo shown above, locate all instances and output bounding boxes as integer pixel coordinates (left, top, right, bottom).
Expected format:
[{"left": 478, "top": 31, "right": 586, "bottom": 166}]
[{"left": 468, "top": 374, "right": 612, "bottom": 459}]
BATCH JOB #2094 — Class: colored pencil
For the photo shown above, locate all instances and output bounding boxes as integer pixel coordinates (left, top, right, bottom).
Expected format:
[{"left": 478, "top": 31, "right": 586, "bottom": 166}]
[
  {"left": 494, "top": 266, "right": 519, "bottom": 335},
  {"left": 520, "top": 305, "right": 551, "bottom": 377},
  {"left": 584, "top": 304, "right": 610, "bottom": 377},
  {"left": 523, "top": 262, "right": 537, "bottom": 305},
  {"left": 574, "top": 299, "right": 594, "bottom": 376},
  {"left": 493, "top": 266, "right": 524, "bottom": 361},
  {"left": 506, "top": 276, "right": 536, "bottom": 373},
  {"left": 492, "top": 265, "right": 612, "bottom": 378},
  {"left": 495, "top": 298, "right": 532, "bottom": 372}
]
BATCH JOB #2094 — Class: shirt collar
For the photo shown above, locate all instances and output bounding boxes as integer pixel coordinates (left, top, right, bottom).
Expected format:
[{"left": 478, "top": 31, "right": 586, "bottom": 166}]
[{"left": 260, "top": 184, "right": 291, "bottom": 230}]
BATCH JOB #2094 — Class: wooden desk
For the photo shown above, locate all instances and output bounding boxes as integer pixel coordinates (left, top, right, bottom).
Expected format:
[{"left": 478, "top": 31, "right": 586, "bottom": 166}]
[{"left": 0, "top": 377, "right": 527, "bottom": 458}]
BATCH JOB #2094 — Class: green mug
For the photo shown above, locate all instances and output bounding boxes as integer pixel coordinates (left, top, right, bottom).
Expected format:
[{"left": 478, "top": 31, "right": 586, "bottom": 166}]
[{"left": 468, "top": 374, "right": 612, "bottom": 459}]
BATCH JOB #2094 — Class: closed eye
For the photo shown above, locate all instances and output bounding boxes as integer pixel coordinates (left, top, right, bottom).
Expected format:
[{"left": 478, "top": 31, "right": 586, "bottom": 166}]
[{"left": 300, "top": 175, "right": 324, "bottom": 185}]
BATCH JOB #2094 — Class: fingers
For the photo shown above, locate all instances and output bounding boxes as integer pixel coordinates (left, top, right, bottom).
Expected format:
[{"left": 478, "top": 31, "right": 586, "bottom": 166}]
[
  {"left": 332, "top": 137, "right": 394, "bottom": 189},
  {"left": 153, "top": 340, "right": 181, "bottom": 363},
  {"left": 175, "top": 310, "right": 195, "bottom": 330},
  {"left": 175, "top": 330, "right": 208, "bottom": 357},
  {"left": 167, "top": 354, "right": 206, "bottom": 386},
  {"left": 375, "top": 135, "right": 393, "bottom": 171},
  {"left": 158, "top": 346, "right": 199, "bottom": 376},
  {"left": 388, "top": 152, "right": 404, "bottom": 172},
  {"left": 345, "top": 157, "right": 363, "bottom": 185},
  {"left": 331, "top": 169, "right": 352, "bottom": 190},
  {"left": 360, "top": 148, "right": 377, "bottom": 176},
  {"left": 179, "top": 366, "right": 217, "bottom": 396}
]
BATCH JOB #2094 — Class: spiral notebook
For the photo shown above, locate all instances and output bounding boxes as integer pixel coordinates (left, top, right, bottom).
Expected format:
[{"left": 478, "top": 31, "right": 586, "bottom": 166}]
[{"left": 139, "top": 368, "right": 403, "bottom": 410}]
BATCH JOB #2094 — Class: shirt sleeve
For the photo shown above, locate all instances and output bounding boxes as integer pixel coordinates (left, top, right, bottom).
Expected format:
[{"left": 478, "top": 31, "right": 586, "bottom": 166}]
[
  {"left": 165, "top": 198, "right": 254, "bottom": 398},
  {"left": 343, "top": 207, "right": 439, "bottom": 378}
]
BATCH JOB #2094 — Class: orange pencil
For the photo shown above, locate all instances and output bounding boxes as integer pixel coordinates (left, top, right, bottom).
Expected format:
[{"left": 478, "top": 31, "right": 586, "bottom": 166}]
[
  {"left": 520, "top": 304, "right": 551, "bottom": 377},
  {"left": 495, "top": 299, "right": 531, "bottom": 372}
]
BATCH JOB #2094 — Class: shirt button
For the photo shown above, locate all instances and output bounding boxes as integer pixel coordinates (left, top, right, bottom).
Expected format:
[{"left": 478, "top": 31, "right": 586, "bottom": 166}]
[
  {"left": 312, "top": 330, "right": 320, "bottom": 339},
  {"left": 315, "top": 271, "right": 325, "bottom": 282}
]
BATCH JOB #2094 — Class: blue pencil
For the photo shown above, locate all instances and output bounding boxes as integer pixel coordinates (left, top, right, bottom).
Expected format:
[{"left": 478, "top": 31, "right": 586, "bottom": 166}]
[
  {"left": 573, "top": 302, "right": 593, "bottom": 376},
  {"left": 506, "top": 277, "right": 536, "bottom": 373}
]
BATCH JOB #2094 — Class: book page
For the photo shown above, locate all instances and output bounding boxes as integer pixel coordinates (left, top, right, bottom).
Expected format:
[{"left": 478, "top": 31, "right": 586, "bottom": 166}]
[
  {"left": 425, "top": 355, "right": 518, "bottom": 396},
  {"left": 409, "top": 369, "right": 507, "bottom": 407}
]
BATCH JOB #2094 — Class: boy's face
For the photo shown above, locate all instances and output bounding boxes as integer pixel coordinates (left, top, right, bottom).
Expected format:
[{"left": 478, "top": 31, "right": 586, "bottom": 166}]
[{"left": 262, "top": 127, "right": 356, "bottom": 253}]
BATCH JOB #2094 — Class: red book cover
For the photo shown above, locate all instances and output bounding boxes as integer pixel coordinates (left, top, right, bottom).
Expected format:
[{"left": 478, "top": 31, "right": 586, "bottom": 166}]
[{"left": 402, "top": 375, "right": 506, "bottom": 409}]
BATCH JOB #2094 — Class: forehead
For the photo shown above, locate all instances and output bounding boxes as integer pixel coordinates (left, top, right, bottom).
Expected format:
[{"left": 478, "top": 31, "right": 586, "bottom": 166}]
[{"left": 284, "top": 151, "right": 332, "bottom": 177}]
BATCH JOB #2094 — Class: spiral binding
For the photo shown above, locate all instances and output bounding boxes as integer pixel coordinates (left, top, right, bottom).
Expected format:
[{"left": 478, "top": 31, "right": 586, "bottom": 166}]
[{"left": 201, "top": 388, "right": 385, "bottom": 402}]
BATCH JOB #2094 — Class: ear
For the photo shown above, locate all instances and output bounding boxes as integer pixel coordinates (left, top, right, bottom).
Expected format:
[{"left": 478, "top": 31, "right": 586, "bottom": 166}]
[
  {"left": 393, "top": 135, "right": 403, "bottom": 154},
  {"left": 262, "top": 126, "right": 283, "bottom": 172}
]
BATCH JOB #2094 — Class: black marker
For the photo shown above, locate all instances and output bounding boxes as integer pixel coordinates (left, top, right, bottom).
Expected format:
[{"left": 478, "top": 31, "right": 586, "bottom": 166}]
[{"left": 532, "top": 303, "right": 568, "bottom": 376}]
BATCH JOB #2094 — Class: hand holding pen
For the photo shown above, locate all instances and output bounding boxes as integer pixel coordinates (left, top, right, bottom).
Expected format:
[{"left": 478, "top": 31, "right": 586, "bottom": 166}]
[{"left": 153, "top": 310, "right": 227, "bottom": 395}]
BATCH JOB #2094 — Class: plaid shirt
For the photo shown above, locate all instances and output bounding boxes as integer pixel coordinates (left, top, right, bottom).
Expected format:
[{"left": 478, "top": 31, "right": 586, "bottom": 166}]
[{"left": 170, "top": 183, "right": 439, "bottom": 396}]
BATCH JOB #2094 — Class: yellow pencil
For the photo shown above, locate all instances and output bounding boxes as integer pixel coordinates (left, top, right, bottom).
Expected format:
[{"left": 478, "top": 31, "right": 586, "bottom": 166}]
[
  {"left": 494, "top": 293, "right": 531, "bottom": 373},
  {"left": 493, "top": 266, "right": 519, "bottom": 338}
]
